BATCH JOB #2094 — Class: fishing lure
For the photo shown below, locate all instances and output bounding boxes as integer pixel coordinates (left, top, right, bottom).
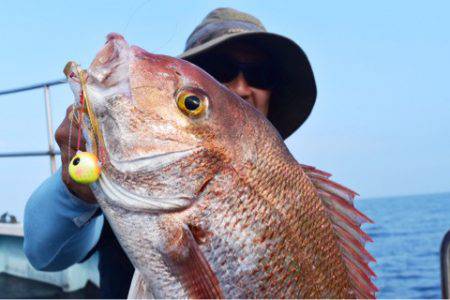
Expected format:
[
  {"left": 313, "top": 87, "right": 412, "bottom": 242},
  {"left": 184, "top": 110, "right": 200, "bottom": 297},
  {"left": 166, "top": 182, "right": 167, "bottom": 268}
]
[
  {"left": 69, "top": 151, "right": 101, "bottom": 184},
  {"left": 66, "top": 63, "right": 103, "bottom": 185}
]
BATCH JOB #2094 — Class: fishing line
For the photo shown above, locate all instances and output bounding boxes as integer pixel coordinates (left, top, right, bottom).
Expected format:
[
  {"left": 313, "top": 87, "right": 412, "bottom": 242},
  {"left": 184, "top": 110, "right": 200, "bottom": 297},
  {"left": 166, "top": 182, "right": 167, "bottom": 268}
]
[
  {"left": 122, "top": 0, "right": 152, "bottom": 36},
  {"left": 66, "top": 65, "right": 103, "bottom": 184},
  {"left": 152, "top": 19, "right": 181, "bottom": 54},
  {"left": 65, "top": 63, "right": 107, "bottom": 166},
  {"left": 76, "top": 66, "right": 106, "bottom": 162},
  {"left": 67, "top": 102, "right": 76, "bottom": 165},
  {"left": 121, "top": 0, "right": 180, "bottom": 55},
  {"left": 76, "top": 92, "right": 86, "bottom": 151}
]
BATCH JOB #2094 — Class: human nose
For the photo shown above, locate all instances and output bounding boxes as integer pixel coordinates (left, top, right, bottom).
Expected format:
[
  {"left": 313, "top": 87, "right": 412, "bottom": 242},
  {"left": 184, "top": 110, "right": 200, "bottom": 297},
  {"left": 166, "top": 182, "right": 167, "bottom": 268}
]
[{"left": 225, "top": 72, "right": 252, "bottom": 100}]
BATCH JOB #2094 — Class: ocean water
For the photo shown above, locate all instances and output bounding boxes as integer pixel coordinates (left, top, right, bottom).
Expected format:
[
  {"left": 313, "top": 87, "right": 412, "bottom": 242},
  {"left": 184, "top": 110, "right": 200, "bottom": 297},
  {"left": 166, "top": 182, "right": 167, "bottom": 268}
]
[{"left": 357, "top": 192, "right": 450, "bottom": 299}]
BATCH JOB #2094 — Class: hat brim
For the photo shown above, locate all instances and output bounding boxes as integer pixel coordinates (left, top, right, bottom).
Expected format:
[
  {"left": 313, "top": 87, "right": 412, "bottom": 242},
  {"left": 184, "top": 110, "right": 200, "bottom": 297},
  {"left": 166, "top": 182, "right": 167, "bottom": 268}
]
[{"left": 179, "top": 31, "right": 317, "bottom": 139}]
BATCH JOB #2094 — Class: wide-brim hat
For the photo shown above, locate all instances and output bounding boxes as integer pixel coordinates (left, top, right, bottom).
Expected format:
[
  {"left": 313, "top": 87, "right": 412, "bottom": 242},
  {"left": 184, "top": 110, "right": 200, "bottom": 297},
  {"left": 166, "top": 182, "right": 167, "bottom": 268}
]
[{"left": 179, "top": 8, "right": 317, "bottom": 139}]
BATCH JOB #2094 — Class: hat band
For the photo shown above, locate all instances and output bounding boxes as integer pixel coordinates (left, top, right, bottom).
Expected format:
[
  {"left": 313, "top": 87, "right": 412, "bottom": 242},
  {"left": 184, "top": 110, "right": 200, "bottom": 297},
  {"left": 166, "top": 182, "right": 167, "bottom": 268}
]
[{"left": 185, "top": 20, "right": 265, "bottom": 51}]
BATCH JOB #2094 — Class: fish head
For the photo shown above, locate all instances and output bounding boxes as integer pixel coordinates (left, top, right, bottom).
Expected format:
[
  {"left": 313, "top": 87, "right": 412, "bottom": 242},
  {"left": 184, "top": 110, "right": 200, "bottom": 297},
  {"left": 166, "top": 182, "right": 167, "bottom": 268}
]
[{"left": 64, "top": 33, "right": 277, "bottom": 213}]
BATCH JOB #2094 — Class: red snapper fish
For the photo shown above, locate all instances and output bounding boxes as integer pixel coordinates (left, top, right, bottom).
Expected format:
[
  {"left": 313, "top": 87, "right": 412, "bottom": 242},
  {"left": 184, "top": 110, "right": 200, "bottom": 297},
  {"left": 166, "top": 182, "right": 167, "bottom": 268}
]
[{"left": 64, "top": 33, "right": 376, "bottom": 299}]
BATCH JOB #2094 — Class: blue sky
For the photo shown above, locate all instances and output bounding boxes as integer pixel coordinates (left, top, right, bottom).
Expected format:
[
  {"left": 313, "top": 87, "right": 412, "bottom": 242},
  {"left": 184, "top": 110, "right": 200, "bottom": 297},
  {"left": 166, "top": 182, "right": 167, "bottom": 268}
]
[{"left": 0, "top": 1, "right": 449, "bottom": 219}]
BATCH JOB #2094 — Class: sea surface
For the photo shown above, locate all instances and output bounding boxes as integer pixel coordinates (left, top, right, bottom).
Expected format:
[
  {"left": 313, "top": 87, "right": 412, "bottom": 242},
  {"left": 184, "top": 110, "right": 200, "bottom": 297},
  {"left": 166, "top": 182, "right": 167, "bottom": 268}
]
[{"left": 357, "top": 192, "right": 450, "bottom": 299}]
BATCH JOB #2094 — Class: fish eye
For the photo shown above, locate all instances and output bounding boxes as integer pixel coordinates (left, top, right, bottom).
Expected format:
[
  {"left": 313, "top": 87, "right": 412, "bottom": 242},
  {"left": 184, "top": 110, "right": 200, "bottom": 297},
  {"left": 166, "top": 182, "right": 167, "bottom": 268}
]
[
  {"left": 176, "top": 88, "right": 208, "bottom": 118},
  {"left": 184, "top": 95, "right": 200, "bottom": 110}
]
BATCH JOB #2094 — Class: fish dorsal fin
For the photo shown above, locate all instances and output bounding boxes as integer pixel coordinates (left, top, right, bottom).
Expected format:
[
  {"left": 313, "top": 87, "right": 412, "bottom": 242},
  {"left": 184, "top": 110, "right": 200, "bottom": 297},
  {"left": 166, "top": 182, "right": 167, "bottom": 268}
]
[{"left": 301, "top": 164, "right": 378, "bottom": 299}]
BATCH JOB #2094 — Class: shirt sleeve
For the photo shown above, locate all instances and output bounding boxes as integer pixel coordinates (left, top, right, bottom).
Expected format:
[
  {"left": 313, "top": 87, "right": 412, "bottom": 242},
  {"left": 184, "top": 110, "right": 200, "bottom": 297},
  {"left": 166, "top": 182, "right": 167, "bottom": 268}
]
[{"left": 23, "top": 167, "right": 104, "bottom": 271}]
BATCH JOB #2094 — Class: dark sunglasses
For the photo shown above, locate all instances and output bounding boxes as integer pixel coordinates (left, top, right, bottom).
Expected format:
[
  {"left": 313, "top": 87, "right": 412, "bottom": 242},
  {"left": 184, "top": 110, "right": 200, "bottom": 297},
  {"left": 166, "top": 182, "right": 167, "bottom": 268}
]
[{"left": 195, "top": 56, "right": 277, "bottom": 89}]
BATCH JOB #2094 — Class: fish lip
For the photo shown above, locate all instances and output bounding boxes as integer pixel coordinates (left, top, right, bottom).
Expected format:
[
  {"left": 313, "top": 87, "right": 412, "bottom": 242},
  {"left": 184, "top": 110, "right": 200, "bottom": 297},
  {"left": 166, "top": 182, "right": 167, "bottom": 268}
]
[
  {"left": 98, "top": 173, "right": 193, "bottom": 213},
  {"left": 108, "top": 147, "right": 202, "bottom": 173},
  {"left": 97, "top": 147, "right": 202, "bottom": 212}
]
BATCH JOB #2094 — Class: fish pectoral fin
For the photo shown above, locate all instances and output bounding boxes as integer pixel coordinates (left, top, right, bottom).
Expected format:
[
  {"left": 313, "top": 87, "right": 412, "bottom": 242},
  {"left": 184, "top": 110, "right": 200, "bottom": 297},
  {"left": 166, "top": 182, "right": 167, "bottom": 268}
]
[
  {"left": 161, "top": 224, "right": 223, "bottom": 299},
  {"left": 127, "top": 270, "right": 153, "bottom": 299}
]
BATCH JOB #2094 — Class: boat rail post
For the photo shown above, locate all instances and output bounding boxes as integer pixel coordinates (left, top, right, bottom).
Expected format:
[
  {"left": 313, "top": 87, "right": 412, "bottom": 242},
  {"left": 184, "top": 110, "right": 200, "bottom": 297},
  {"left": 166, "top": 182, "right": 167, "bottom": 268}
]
[
  {"left": 43, "top": 85, "right": 57, "bottom": 174},
  {"left": 441, "top": 230, "right": 450, "bottom": 298}
]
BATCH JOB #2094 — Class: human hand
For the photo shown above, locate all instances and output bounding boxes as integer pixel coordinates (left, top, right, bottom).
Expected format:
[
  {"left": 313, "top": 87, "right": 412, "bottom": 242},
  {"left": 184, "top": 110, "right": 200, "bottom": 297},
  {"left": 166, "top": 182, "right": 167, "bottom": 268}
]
[{"left": 55, "top": 105, "right": 97, "bottom": 204}]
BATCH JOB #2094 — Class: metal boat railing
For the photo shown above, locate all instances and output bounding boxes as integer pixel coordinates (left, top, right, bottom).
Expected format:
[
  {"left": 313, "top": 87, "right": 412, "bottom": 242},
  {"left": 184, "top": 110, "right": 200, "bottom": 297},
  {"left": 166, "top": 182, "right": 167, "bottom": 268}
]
[
  {"left": 441, "top": 231, "right": 450, "bottom": 298},
  {"left": 0, "top": 79, "right": 67, "bottom": 173},
  {"left": 0, "top": 79, "right": 101, "bottom": 296}
]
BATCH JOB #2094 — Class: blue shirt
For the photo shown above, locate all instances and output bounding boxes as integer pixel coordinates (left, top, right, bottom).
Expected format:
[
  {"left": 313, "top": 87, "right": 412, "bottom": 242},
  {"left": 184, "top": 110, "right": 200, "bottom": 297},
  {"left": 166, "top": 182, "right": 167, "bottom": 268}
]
[{"left": 23, "top": 168, "right": 104, "bottom": 271}]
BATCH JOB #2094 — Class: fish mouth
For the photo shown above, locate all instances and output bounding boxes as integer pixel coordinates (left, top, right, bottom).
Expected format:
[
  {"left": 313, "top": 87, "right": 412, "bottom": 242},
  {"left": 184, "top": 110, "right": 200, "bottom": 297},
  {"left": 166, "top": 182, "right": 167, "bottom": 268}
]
[
  {"left": 98, "top": 174, "right": 193, "bottom": 213},
  {"left": 107, "top": 144, "right": 201, "bottom": 174},
  {"left": 97, "top": 148, "right": 201, "bottom": 212}
]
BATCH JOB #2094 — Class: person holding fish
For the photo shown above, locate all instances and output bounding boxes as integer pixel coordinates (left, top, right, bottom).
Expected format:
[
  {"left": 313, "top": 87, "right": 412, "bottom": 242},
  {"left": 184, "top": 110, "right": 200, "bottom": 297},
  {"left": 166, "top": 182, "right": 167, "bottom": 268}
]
[{"left": 23, "top": 8, "right": 373, "bottom": 299}]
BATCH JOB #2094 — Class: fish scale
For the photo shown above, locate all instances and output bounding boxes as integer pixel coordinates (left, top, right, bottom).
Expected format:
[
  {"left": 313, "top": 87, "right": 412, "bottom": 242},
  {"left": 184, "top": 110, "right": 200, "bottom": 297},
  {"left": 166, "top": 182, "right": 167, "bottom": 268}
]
[
  {"left": 190, "top": 159, "right": 338, "bottom": 298},
  {"left": 245, "top": 146, "right": 351, "bottom": 297}
]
